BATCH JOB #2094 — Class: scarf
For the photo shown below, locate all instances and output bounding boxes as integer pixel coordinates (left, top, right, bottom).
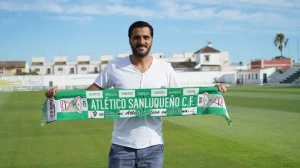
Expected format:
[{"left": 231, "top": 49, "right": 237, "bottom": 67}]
[{"left": 41, "top": 87, "right": 232, "bottom": 126}]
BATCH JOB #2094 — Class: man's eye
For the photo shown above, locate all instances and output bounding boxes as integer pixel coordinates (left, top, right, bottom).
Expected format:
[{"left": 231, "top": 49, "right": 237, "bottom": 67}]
[{"left": 133, "top": 36, "right": 150, "bottom": 40}]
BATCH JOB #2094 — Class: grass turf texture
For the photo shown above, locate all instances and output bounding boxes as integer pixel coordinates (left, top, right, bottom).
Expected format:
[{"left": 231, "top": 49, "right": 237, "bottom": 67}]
[{"left": 0, "top": 86, "right": 300, "bottom": 168}]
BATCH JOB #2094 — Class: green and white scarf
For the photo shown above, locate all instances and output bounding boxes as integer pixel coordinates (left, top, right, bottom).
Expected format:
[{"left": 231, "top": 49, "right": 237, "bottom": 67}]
[{"left": 42, "top": 87, "right": 232, "bottom": 125}]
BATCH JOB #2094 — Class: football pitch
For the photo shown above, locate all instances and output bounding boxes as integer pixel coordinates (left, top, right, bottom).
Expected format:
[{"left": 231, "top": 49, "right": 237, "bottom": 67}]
[{"left": 0, "top": 86, "right": 300, "bottom": 168}]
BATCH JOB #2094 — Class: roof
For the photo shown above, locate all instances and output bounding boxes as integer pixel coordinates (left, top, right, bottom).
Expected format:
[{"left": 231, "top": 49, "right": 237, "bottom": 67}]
[
  {"left": 0, "top": 61, "right": 27, "bottom": 69},
  {"left": 273, "top": 56, "right": 291, "bottom": 60},
  {"left": 31, "top": 62, "right": 43, "bottom": 65},
  {"left": 78, "top": 61, "right": 90, "bottom": 64},
  {"left": 239, "top": 67, "right": 272, "bottom": 72},
  {"left": 194, "top": 46, "right": 220, "bottom": 54},
  {"left": 170, "top": 62, "right": 197, "bottom": 69},
  {"left": 54, "top": 62, "right": 67, "bottom": 65},
  {"left": 101, "top": 61, "right": 109, "bottom": 64},
  {"left": 239, "top": 69, "right": 261, "bottom": 72}
]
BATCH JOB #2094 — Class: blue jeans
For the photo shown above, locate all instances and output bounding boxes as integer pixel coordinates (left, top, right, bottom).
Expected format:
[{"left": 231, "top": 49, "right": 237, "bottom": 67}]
[{"left": 108, "top": 143, "right": 164, "bottom": 168}]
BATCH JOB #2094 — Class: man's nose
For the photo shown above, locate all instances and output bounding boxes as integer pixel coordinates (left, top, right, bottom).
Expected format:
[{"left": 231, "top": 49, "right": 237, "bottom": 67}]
[{"left": 137, "top": 36, "right": 145, "bottom": 44}]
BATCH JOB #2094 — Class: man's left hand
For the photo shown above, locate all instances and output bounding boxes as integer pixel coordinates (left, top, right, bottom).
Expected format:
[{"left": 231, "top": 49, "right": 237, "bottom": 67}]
[{"left": 215, "top": 84, "right": 227, "bottom": 94}]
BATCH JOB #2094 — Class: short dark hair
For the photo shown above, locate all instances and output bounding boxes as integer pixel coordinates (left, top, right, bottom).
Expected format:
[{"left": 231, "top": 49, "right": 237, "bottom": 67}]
[{"left": 128, "top": 21, "right": 154, "bottom": 38}]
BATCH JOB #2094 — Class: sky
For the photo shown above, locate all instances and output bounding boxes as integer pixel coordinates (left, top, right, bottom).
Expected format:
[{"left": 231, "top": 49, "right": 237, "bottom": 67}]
[{"left": 0, "top": 0, "right": 300, "bottom": 65}]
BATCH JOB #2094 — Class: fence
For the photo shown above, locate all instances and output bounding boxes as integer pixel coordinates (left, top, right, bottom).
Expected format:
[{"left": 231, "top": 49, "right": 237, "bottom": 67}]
[{"left": 0, "top": 71, "right": 238, "bottom": 92}]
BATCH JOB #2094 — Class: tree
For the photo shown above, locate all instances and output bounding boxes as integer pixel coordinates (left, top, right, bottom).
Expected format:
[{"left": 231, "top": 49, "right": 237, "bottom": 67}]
[
  {"left": 274, "top": 33, "right": 289, "bottom": 57},
  {"left": 238, "top": 61, "right": 243, "bottom": 66}
]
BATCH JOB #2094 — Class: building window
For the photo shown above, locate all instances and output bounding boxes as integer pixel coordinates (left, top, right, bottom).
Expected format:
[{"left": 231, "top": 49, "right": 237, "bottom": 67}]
[
  {"left": 81, "top": 67, "right": 86, "bottom": 71},
  {"left": 252, "top": 74, "right": 254, "bottom": 80},
  {"left": 204, "top": 55, "right": 210, "bottom": 62},
  {"left": 256, "top": 74, "right": 258, "bottom": 79},
  {"left": 47, "top": 68, "right": 51, "bottom": 74},
  {"left": 0, "top": 72, "right": 3, "bottom": 74},
  {"left": 35, "top": 68, "right": 40, "bottom": 72},
  {"left": 70, "top": 68, "right": 74, "bottom": 74},
  {"left": 16, "top": 69, "right": 22, "bottom": 74},
  {"left": 94, "top": 67, "right": 98, "bottom": 73},
  {"left": 248, "top": 74, "right": 250, "bottom": 79},
  {"left": 58, "top": 68, "right": 63, "bottom": 71}
]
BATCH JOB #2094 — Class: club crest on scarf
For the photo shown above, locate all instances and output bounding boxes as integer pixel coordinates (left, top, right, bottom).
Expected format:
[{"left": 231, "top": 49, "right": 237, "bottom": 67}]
[
  {"left": 198, "top": 92, "right": 224, "bottom": 109},
  {"left": 60, "top": 96, "right": 86, "bottom": 113}
]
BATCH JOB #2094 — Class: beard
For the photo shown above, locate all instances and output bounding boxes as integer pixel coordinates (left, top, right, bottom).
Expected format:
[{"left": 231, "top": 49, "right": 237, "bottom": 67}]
[{"left": 130, "top": 42, "right": 152, "bottom": 58}]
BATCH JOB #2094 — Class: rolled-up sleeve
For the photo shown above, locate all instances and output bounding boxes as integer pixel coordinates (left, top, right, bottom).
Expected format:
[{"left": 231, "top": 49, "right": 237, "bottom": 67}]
[
  {"left": 94, "top": 62, "right": 113, "bottom": 89},
  {"left": 167, "top": 63, "right": 180, "bottom": 88}
]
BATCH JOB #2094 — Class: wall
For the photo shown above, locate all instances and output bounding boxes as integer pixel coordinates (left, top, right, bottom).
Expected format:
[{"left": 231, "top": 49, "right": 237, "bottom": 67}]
[
  {"left": 263, "top": 64, "right": 290, "bottom": 71},
  {"left": 238, "top": 72, "right": 261, "bottom": 84},
  {"left": 260, "top": 67, "right": 276, "bottom": 83},
  {"left": 264, "top": 59, "right": 291, "bottom": 64},
  {"left": 195, "top": 53, "right": 220, "bottom": 65},
  {"left": 251, "top": 60, "right": 262, "bottom": 69},
  {"left": 0, "top": 71, "right": 237, "bottom": 89},
  {"left": 251, "top": 59, "right": 292, "bottom": 71},
  {"left": 90, "top": 64, "right": 100, "bottom": 74},
  {"left": 68, "top": 65, "right": 77, "bottom": 74},
  {"left": 175, "top": 71, "right": 236, "bottom": 86},
  {"left": 77, "top": 64, "right": 90, "bottom": 74},
  {"left": 31, "top": 65, "right": 44, "bottom": 75},
  {"left": 230, "top": 65, "right": 248, "bottom": 71},
  {"left": 53, "top": 65, "right": 68, "bottom": 75},
  {"left": 220, "top": 51, "right": 230, "bottom": 71},
  {"left": 237, "top": 67, "right": 276, "bottom": 85}
]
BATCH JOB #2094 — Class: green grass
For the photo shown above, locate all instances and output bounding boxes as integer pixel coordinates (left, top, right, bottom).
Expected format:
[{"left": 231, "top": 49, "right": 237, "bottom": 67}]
[{"left": 0, "top": 86, "right": 300, "bottom": 168}]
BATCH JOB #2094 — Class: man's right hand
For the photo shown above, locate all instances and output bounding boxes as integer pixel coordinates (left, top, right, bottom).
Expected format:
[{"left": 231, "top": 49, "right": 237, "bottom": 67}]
[{"left": 45, "top": 87, "right": 59, "bottom": 99}]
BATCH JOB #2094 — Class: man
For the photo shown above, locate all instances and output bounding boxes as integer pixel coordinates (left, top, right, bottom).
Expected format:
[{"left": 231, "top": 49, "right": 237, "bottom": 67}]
[{"left": 45, "top": 21, "right": 227, "bottom": 168}]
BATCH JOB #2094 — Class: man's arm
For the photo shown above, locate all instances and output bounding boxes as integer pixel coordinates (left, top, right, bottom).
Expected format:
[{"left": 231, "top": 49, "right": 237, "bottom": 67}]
[
  {"left": 214, "top": 83, "right": 227, "bottom": 94},
  {"left": 87, "top": 83, "right": 105, "bottom": 90},
  {"left": 45, "top": 62, "right": 112, "bottom": 99}
]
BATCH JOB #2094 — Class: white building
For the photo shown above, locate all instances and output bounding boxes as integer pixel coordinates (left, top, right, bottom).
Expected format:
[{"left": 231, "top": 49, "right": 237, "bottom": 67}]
[
  {"left": 100, "top": 55, "right": 114, "bottom": 71},
  {"left": 0, "top": 61, "right": 29, "bottom": 76},
  {"left": 237, "top": 67, "right": 276, "bottom": 85},
  {"left": 161, "top": 52, "right": 197, "bottom": 72},
  {"left": 29, "top": 42, "right": 233, "bottom": 75},
  {"left": 194, "top": 42, "right": 230, "bottom": 71},
  {"left": 31, "top": 55, "right": 112, "bottom": 75},
  {"left": 76, "top": 56, "right": 101, "bottom": 74},
  {"left": 230, "top": 62, "right": 249, "bottom": 71},
  {"left": 117, "top": 53, "right": 129, "bottom": 59},
  {"left": 31, "top": 57, "right": 53, "bottom": 75},
  {"left": 151, "top": 53, "right": 164, "bottom": 58},
  {"left": 53, "top": 56, "right": 68, "bottom": 75}
]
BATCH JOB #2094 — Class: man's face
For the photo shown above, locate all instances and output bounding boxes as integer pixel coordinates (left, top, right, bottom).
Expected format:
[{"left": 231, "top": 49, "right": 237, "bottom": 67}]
[{"left": 129, "top": 27, "right": 152, "bottom": 58}]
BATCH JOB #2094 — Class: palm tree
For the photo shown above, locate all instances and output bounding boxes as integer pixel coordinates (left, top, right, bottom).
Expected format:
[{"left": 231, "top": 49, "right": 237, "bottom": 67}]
[{"left": 274, "top": 33, "right": 289, "bottom": 57}]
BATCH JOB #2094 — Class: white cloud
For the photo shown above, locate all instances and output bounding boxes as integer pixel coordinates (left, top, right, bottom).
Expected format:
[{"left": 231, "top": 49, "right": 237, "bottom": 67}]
[
  {"left": 157, "top": 0, "right": 300, "bottom": 30},
  {"left": 0, "top": 0, "right": 299, "bottom": 33},
  {"left": 0, "top": 1, "right": 63, "bottom": 12},
  {"left": 0, "top": 1, "right": 156, "bottom": 17},
  {"left": 179, "top": 0, "right": 300, "bottom": 9}
]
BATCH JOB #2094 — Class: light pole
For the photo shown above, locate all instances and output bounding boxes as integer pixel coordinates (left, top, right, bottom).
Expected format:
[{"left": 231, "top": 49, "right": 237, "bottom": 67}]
[{"left": 297, "top": 37, "right": 299, "bottom": 68}]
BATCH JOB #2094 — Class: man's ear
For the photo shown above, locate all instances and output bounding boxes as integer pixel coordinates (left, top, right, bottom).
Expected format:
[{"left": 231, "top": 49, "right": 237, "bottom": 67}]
[{"left": 129, "top": 38, "right": 133, "bottom": 46}]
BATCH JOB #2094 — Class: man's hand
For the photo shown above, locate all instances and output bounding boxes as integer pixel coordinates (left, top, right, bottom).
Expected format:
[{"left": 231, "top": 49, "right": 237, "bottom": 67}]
[
  {"left": 45, "top": 87, "right": 59, "bottom": 98},
  {"left": 215, "top": 84, "right": 227, "bottom": 94}
]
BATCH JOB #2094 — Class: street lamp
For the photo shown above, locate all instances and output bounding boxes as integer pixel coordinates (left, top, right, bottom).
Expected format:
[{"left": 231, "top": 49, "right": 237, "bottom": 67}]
[{"left": 297, "top": 37, "right": 299, "bottom": 68}]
